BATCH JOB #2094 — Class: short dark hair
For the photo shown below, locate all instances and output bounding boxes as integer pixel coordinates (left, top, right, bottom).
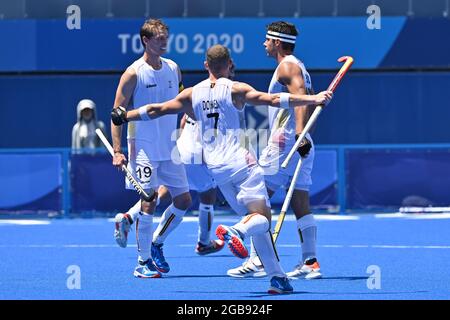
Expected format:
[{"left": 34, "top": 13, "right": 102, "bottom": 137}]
[
  {"left": 140, "top": 18, "right": 169, "bottom": 47},
  {"left": 266, "top": 21, "right": 298, "bottom": 52},
  {"left": 206, "top": 45, "right": 230, "bottom": 73}
]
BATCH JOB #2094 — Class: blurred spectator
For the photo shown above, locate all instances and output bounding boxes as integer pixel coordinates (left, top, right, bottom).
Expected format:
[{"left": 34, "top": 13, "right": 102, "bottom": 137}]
[{"left": 71, "top": 99, "right": 105, "bottom": 150}]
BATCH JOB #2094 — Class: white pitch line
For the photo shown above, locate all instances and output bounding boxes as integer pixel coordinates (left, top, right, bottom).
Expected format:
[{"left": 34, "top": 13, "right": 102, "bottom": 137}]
[
  {"left": 375, "top": 213, "right": 406, "bottom": 219},
  {"left": 0, "top": 220, "right": 51, "bottom": 225},
  {"left": 370, "top": 245, "right": 450, "bottom": 249},
  {"left": 375, "top": 213, "right": 450, "bottom": 220},
  {"left": 410, "top": 213, "right": 450, "bottom": 220}
]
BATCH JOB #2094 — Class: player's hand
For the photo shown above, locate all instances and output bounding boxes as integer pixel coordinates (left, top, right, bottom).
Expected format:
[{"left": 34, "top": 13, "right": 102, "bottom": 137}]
[
  {"left": 111, "top": 106, "right": 128, "bottom": 126},
  {"left": 113, "top": 152, "right": 127, "bottom": 168},
  {"left": 314, "top": 91, "right": 333, "bottom": 106},
  {"left": 296, "top": 135, "right": 312, "bottom": 158}
]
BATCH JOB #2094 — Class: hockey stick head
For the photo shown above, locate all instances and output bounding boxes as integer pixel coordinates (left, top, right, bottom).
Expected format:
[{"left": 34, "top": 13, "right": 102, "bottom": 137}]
[
  {"left": 328, "top": 56, "right": 354, "bottom": 92},
  {"left": 337, "top": 56, "right": 354, "bottom": 75},
  {"left": 338, "top": 55, "right": 354, "bottom": 64}
]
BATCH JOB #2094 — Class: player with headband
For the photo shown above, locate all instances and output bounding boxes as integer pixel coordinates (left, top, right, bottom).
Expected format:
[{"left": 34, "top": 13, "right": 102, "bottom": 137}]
[{"left": 228, "top": 21, "right": 323, "bottom": 280}]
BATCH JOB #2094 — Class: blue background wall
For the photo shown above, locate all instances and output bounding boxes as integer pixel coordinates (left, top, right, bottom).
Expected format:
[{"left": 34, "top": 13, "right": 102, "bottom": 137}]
[
  {"left": 1, "top": 18, "right": 450, "bottom": 71},
  {"left": 1, "top": 17, "right": 450, "bottom": 147}
]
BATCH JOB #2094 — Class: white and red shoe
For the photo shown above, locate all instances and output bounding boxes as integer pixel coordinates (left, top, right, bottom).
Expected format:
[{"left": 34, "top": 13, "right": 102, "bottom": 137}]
[
  {"left": 114, "top": 213, "right": 132, "bottom": 248},
  {"left": 216, "top": 225, "right": 248, "bottom": 259},
  {"left": 287, "top": 258, "right": 322, "bottom": 280},
  {"left": 195, "top": 240, "right": 225, "bottom": 255}
]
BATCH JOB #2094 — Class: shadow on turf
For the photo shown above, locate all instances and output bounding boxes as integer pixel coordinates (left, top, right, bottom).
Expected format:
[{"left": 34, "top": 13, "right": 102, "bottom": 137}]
[
  {"left": 318, "top": 276, "right": 369, "bottom": 281},
  {"left": 246, "top": 290, "right": 429, "bottom": 298},
  {"left": 173, "top": 290, "right": 310, "bottom": 296},
  {"left": 246, "top": 291, "right": 311, "bottom": 298}
]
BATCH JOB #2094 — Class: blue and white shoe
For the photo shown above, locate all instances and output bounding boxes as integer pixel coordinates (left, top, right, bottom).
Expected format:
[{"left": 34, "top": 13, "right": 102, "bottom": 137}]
[
  {"left": 151, "top": 243, "right": 170, "bottom": 273},
  {"left": 114, "top": 213, "right": 132, "bottom": 248},
  {"left": 133, "top": 259, "right": 161, "bottom": 278},
  {"left": 216, "top": 225, "right": 248, "bottom": 259},
  {"left": 268, "top": 276, "right": 293, "bottom": 294}
]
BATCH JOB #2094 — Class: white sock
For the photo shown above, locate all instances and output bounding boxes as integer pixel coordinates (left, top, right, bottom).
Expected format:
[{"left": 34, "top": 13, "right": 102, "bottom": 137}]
[
  {"left": 232, "top": 213, "right": 269, "bottom": 238},
  {"left": 252, "top": 232, "right": 285, "bottom": 278},
  {"left": 247, "top": 238, "right": 263, "bottom": 266},
  {"left": 152, "top": 204, "right": 186, "bottom": 244},
  {"left": 297, "top": 214, "right": 317, "bottom": 262},
  {"left": 126, "top": 200, "right": 141, "bottom": 224},
  {"left": 249, "top": 238, "right": 258, "bottom": 260},
  {"left": 198, "top": 203, "right": 214, "bottom": 245},
  {"left": 136, "top": 212, "right": 153, "bottom": 262}
]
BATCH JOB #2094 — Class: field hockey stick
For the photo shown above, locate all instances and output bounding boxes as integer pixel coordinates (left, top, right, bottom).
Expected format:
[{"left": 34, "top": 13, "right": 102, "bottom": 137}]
[
  {"left": 272, "top": 156, "right": 303, "bottom": 243},
  {"left": 95, "top": 129, "right": 156, "bottom": 202},
  {"left": 281, "top": 56, "right": 354, "bottom": 169}
]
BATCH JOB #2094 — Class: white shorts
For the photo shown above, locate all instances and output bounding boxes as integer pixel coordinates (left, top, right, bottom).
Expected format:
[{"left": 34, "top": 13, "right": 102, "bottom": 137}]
[
  {"left": 127, "top": 139, "right": 189, "bottom": 197},
  {"left": 185, "top": 163, "right": 216, "bottom": 192},
  {"left": 259, "top": 133, "right": 314, "bottom": 192},
  {"left": 216, "top": 165, "right": 270, "bottom": 216}
]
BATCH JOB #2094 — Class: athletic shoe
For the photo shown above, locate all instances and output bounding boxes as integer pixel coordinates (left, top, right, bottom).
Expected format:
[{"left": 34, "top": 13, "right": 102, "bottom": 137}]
[
  {"left": 286, "top": 258, "right": 322, "bottom": 280},
  {"left": 195, "top": 240, "right": 225, "bottom": 255},
  {"left": 133, "top": 259, "right": 161, "bottom": 278},
  {"left": 151, "top": 242, "right": 170, "bottom": 273},
  {"left": 114, "top": 213, "right": 132, "bottom": 248},
  {"left": 215, "top": 225, "right": 248, "bottom": 259},
  {"left": 268, "top": 276, "right": 293, "bottom": 294},
  {"left": 227, "top": 259, "right": 267, "bottom": 278}
]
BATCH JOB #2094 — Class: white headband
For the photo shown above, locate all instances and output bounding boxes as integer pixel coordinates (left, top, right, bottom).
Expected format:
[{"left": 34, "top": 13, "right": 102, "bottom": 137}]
[{"left": 266, "top": 30, "right": 297, "bottom": 44}]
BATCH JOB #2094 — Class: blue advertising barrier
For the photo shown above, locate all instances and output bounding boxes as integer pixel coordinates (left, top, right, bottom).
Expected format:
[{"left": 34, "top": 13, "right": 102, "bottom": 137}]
[
  {"left": 346, "top": 146, "right": 450, "bottom": 210},
  {"left": 4, "top": 17, "right": 450, "bottom": 71},
  {"left": 0, "top": 150, "right": 63, "bottom": 214},
  {"left": 70, "top": 152, "right": 141, "bottom": 212},
  {"left": 0, "top": 148, "right": 338, "bottom": 215},
  {"left": 1, "top": 144, "right": 449, "bottom": 215}
]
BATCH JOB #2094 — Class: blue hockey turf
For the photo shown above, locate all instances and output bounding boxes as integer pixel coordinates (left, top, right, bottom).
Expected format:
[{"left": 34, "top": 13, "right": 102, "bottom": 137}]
[{"left": 1, "top": 213, "right": 449, "bottom": 300}]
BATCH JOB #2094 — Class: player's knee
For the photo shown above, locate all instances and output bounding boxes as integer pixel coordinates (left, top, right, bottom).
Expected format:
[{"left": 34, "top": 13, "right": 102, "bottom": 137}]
[
  {"left": 141, "top": 195, "right": 157, "bottom": 213},
  {"left": 260, "top": 210, "right": 272, "bottom": 224},
  {"left": 199, "top": 188, "right": 216, "bottom": 205},
  {"left": 173, "top": 192, "right": 192, "bottom": 210}
]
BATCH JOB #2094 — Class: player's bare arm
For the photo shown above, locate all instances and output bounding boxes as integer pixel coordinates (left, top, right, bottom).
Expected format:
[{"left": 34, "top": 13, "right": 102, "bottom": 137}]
[
  {"left": 111, "top": 87, "right": 195, "bottom": 125},
  {"left": 111, "top": 67, "right": 137, "bottom": 168},
  {"left": 231, "top": 81, "right": 332, "bottom": 109}
]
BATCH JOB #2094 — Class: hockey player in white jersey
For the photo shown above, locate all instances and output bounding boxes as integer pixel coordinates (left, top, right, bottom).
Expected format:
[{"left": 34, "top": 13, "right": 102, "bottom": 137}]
[
  {"left": 111, "top": 19, "right": 192, "bottom": 278},
  {"left": 228, "top": 21, "right": 324, "bottom": 280},
  {"left": 112, "top": 44, "right": 332, "bottom": 293}
]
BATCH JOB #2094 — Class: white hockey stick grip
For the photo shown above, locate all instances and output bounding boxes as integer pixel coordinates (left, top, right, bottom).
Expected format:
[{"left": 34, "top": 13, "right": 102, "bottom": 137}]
[{"left": 95, "top": 129, "right": 115, "bottom": 157}]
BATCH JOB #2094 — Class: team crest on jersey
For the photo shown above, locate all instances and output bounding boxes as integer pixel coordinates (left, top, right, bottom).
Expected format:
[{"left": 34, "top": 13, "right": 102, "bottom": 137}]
[{"left": 305, "top": 73, "right": 311, "bottom": 86}]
